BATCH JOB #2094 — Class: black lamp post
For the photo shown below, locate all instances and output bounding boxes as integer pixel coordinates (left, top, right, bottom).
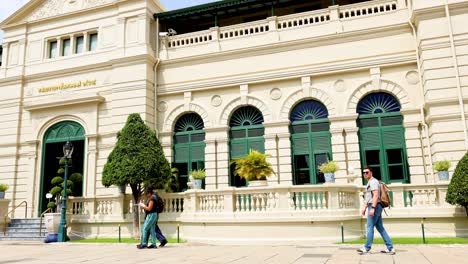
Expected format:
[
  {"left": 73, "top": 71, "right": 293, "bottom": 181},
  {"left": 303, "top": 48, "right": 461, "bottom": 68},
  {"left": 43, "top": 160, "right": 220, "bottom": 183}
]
[{"left": 58, "top": 141, "right": 73, "bottom": 242}]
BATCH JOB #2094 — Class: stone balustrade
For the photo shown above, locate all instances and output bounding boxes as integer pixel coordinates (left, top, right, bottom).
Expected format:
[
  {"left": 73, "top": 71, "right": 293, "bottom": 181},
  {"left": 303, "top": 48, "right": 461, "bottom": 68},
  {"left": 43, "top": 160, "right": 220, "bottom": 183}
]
[{"left": 338, "top": 0, "right": 397, "bottom": 19}]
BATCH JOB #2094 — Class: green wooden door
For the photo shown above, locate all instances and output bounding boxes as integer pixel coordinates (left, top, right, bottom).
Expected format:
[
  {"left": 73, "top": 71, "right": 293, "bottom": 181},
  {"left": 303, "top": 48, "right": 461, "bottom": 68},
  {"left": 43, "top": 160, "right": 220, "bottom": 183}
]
[
  {"left": 229, "top": 106, "right": 265, "bottom": 187},
  {"left": 172, "top": 113, "right": 206, "bottom": 191},
  {"left": 357, "top": 93, "right": 409, "bottom": 183},
  {"left": 290, "top": 100, "right": 332, "bottom": 185}
]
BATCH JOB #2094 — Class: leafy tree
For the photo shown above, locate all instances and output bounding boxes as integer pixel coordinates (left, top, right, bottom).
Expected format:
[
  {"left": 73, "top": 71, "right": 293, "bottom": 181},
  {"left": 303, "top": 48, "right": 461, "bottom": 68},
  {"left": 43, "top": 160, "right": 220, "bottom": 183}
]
[
  {"left": 446, "top": 151, "right": 468, "bottom": 216},
  {"left": 48, "top": 157, "right": 83, "bottom": 211},
  {"left": 102, "top": 113, "right": 171, "bottom": 237}
]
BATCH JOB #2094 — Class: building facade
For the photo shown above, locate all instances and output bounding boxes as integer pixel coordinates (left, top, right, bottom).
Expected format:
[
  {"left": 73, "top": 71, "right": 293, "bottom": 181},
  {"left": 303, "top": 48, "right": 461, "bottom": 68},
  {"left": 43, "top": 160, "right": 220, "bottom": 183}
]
[{"left": 0, "top": 0, "right": 467, "bottom": 242}]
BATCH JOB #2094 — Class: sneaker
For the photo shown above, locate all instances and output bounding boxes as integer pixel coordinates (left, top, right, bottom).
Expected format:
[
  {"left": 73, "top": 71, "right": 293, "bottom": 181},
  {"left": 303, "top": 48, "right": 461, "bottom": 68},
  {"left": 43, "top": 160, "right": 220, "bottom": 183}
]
[
  {"left": 136, "top": 244, "right": 147, "bottom": 249},
  {"left": 147, "top": 244, "right": 157, "bottom": 249},
  {"left": 380, "top": 248, "right": 395, "bottom": 255},
  {"left": 357, "top": 247, "right": 370, "bottom": 254},
  {"left": 159, "top": 240, "right": 168, "bottom": 247}
]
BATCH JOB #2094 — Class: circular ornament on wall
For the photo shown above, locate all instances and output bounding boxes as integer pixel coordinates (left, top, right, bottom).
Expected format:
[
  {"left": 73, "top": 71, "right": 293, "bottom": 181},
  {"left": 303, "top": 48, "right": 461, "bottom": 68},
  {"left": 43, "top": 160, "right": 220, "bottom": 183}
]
[
  {"left": 270, "top": 88, "right": 282, "bottom": 100},
  {"left": 334, "top": 80, "right": 346, "bottom": 92},
  {"left": 158, "top": 101, "right": 168, "bottom": 112},
  {"left": 211, "top": 95, "right": 222, "bottom": 107},
  {"left": 406, "top": 70, "right": 420, "bottom": 85}
]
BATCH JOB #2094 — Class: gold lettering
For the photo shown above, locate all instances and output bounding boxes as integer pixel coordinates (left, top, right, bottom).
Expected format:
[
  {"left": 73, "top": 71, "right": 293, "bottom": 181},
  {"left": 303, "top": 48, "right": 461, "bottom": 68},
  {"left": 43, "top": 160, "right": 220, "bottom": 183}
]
[{"left": 38, "top": 79, "right": 97, "bottom": 93}]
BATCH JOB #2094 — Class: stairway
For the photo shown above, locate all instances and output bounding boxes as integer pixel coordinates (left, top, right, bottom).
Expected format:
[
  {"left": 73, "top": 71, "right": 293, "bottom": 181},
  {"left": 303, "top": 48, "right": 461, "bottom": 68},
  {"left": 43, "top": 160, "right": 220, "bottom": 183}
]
[{"left": 0, "top": 218, "right": 46, "bottom": 241}]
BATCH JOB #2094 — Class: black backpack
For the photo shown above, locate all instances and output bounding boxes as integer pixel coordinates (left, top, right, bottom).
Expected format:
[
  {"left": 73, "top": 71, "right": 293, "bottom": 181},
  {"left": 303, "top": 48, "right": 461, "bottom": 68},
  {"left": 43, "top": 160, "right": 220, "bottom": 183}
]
[{"left": 155, "top": 194, "right": 164, "bottom": 213}]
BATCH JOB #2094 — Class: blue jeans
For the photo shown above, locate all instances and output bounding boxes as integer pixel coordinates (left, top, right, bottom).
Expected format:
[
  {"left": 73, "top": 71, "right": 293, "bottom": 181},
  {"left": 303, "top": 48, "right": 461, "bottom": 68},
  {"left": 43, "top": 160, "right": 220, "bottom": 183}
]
[
  {"left": 141, "top": 212, "right": 158, "bottom": 246},
  {"left": 365, "top": 204, "right": 393, "bottom": 250},
  {"left": 145, "top": 223, "right": 167, "bottom": 244}
]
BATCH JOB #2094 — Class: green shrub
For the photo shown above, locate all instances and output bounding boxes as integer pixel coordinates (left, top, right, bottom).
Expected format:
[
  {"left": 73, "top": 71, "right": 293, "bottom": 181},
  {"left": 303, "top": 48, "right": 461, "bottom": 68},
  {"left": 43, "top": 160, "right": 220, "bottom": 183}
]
[
  {"left": 0, "top": 183, "right": 8, "bottom": 192},
  {"left": 57, "top": 168, "right": 65, "bottom": 174},
  {"left": 433, "top": 160, "right": 451, "bottom": 171},
  {"left": 50, "top": 186, "right": 62, "bottom": 195},
  {"left": 190, "top": 169, "right": 206, "bottom": 180},
  {"left": 51, "top": 177, "right": 64, "bottom": 185},
  {"left": 70, "top": 173, "right": 83, "bottom": 183},
  {"left": 232, "top": 150, "right": 274, "bottom": 181},
  {"left": 446, "top": 152, "right": 468, "bottom": 216},
  {"left": 319, "top": 161, "right": 339, "bottom": 173},
  {"left": 47, "top": 202, "right": 56, "bottom": 209}
]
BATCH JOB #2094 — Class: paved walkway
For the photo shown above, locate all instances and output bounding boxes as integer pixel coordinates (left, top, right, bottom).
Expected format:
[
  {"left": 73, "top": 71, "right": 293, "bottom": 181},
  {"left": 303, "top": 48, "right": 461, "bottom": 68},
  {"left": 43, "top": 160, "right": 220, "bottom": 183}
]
[{"left": 0, "top": 241, "right": 466, "bottom": 264}]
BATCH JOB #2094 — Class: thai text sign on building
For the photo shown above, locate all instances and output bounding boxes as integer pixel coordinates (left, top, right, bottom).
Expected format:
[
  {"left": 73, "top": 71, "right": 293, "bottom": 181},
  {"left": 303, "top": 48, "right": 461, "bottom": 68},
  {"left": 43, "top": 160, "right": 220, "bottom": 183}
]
[{"left": 38, "top": 79, "right": 97, "bottom": 93}]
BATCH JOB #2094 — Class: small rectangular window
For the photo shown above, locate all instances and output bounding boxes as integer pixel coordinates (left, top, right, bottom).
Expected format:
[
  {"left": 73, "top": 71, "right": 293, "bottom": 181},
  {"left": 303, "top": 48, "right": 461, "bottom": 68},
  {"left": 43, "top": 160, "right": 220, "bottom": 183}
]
[
  {"left": 62, "top": 38, "right": 70, "bottom": 56},
  {"left": 89, "top": 33, "right": 98, "bottom": 51},
  {"left": 75, "top": 36, "right": 84, "bottom": 54},
  {"left": 49, "top": 41, "right": 57, "bottom": 58}
]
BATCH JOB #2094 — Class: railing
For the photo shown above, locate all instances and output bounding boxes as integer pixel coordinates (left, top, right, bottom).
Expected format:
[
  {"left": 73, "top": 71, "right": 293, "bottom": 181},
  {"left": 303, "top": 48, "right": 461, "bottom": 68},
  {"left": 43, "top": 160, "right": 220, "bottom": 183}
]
[
  {"left": 161, "top": 0, "right": 401, "bottom": 50},
  {"left": 339, "top": 0, "right": 397, "bottom": 19},
  {"left": 277, "top": 9, "right": 330, "bottom": 30},
  {"left": 219, "top": 20, "right": 270, "bottom": 40},
  {"left": 39, "top": 207, "right": 52, "bottom": 236},
  {"left": 3, "top": 200, "right": 27, "bottom": 235}
]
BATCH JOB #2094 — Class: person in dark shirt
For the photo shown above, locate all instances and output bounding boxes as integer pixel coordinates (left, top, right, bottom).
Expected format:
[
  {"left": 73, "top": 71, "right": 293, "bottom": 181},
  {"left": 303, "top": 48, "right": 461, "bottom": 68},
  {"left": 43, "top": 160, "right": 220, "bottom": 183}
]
[
  {"left": 136, "top": 187, "right": 159, "bottom": 249},
  {"left": 144, "top": 192, "right": 168, "bottom": 248}
]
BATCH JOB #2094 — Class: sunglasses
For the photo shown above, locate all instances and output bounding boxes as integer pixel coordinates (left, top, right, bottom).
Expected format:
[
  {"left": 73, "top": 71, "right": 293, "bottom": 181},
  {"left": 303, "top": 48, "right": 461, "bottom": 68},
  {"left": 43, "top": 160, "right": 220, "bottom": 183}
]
[{"left": 363, "top": 171, "right": 371, "bottom": 174}]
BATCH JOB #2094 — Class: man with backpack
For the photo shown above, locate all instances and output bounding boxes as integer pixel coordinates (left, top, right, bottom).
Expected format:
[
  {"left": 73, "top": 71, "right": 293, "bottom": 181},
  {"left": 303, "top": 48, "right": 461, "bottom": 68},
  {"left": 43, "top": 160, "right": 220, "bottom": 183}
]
[
  {"left": 144, "top": 189, "right": 168, "bottom": 248},
  {"left": 357, "top": 167, "right": 395, "bottom": 255}
]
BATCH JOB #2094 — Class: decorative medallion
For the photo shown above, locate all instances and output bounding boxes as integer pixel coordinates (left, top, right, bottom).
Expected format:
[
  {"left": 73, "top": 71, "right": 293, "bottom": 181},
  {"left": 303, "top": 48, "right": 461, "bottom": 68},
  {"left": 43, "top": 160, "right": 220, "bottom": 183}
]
[
  {"left": 211, "top": 95, "right": 222, "bottom": 107},
  {"left": 405, "top": 71, "right": 420, "bottom": 85},
  {"left": 158, "top": 101, "right": 168, "bottom": 112},
  {"left": 270, "top": 88, "right": 282, "bottom": 100},
  {"left": 334, "top": 80, "right": 346, "bottom": 92}
]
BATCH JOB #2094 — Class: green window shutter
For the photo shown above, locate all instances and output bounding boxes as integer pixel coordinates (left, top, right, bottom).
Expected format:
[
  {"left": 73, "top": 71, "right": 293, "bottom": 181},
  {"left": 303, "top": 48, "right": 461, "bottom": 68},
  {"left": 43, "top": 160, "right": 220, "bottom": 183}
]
[
  {"left": 190, "top": 143, "right": 205, "bottom": 161},
  {"left": 311, "top": 133, "right": 330, "bottom": 152},
  {"left": 248, "top": 138, "right": 265, "bottom": 153},
  {"left": 292, "top": 134, "right": 309, "bottom": 155},
  {"left": 174, "top": 144, "right": 189, "bottom": 162},
  {"left": 360, "top": 130, "right": 381, "bottom": 149},
  {"left": 231, "top": 140, "right": 247, "bottom": 159},
  {"left": 382, "top": 128, "right": 403, "bottom": 147}
]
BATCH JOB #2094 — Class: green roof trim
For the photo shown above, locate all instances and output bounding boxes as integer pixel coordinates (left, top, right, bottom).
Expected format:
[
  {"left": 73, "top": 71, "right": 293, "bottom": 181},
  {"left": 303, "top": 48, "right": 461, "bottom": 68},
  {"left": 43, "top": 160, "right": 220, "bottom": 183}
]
[{"left": 154, "top": 0, "right": 273, "bottom": 21}]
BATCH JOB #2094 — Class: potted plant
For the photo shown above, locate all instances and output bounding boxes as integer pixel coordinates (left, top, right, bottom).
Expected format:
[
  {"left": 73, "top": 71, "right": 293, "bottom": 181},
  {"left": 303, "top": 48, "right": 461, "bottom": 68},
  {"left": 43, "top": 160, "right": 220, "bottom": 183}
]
[
  {"left": 433, "top": 160, "right": 451, "bottom": 181},
  {"left": 0, "top": 183, "right": 8, "bottom": 199},
  {"left": 190, "top": 169, "right": 205, "bottom": 190},
  {"left": 232, "top": 150, "right": 274, "bottom": 187},
  {"left": 319, "top": 161, "right": 339, "bottom": 183}
]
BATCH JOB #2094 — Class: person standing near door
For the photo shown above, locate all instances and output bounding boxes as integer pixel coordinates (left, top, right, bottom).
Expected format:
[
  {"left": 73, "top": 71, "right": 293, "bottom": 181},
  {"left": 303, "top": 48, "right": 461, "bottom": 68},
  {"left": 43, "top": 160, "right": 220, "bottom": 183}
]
[{"left": 357, "top": 166, "right": 395, "bottom": 255}]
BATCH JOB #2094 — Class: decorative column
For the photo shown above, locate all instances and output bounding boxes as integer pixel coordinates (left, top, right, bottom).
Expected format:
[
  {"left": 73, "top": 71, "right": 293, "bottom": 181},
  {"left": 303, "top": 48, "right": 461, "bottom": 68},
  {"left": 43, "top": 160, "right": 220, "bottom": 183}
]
[
  {"left": 204, "top": 127, "right": 230, "bottom": 190},
  {"left": 85, "top": 135, "right": 98, "bottom": 197},
  {"left": 329, "top": 115, "right": 360, "bottom": 184},
  {"left": 263, "top": 121, "right": 292, "bottom": 186}
]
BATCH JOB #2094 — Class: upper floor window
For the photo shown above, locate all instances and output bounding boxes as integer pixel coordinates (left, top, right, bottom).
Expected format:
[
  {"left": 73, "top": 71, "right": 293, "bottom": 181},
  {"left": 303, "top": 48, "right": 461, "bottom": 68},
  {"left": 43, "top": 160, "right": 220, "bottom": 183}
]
[
  {"left": 75, "top": 36, "right": 84, "bottom": 54},
  {"left": 49, "top": 41, "right": 57, "bottom": 58},
  {"left": 62, "top": 38, "right": 71, "bottom": 56},
  {"left": 89, "top": 33, "right": 98, "bottom": 51}
]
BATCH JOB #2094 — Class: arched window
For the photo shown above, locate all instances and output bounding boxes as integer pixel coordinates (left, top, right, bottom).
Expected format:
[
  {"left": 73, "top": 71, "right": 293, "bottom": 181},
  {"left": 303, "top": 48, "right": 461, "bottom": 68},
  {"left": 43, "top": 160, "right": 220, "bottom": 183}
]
[
  {"left": 357, "top": 92, "right": 409, "bottom": 183},
  {"left": 40, "top": 121, "right": 85, "bottom": 215},
  {"left": 172, "top": 113, "right": 205, "bottom": 191},
  {"left": 290, "top": 100, "right": 331, "bottom": 184},
  {"left": 229, "top": 106, "right": 265, "bottom": 187}
]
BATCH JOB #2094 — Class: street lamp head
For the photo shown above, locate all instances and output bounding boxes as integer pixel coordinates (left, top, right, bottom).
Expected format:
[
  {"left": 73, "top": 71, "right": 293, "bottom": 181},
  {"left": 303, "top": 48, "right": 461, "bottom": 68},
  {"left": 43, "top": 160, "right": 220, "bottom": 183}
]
[{"left": 63, "top": 141, "right": 74, "bottom": 159}]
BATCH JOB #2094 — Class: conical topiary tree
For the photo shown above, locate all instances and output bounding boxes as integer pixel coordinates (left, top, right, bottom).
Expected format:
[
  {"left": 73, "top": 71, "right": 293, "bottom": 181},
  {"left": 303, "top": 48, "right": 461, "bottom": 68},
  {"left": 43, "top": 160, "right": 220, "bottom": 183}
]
[
  {"left": 446, "top": 151, "right": 468, "bottom": 216},
  {"left": 102, "top": 113, "right": 171, "bottom": 238}
]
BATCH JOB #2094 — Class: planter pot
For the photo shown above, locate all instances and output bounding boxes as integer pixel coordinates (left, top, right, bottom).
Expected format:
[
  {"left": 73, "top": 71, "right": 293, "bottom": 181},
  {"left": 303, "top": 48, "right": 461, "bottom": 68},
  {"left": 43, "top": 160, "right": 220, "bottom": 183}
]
[
  {"left": 44, "top": 212, "right": 71, "bottom": 243},
  {"left": 438, "top": 171, "right": 449, "bottom": 181},
  {"left": 248, "top": 180, "right": 268, "bottom": 187},
  {"left": 0, "top": 192, "right": 5, "bottom": 199},
  {"left": 324, "top": 173, "right": 335, "bottom": 183},
  {"left": 192, "top": 179, "right": 203, "bottom": 189}
]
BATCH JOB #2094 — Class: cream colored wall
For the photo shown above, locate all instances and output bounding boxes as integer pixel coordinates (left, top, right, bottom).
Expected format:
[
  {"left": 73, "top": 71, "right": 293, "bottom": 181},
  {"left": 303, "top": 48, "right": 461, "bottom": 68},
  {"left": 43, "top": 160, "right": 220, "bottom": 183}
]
[
  {"left": 414, "top": 0, "right": 468, "bottom": 177},
  {"left": 0, "top": 0, "right": 164, "bottom": 217}
]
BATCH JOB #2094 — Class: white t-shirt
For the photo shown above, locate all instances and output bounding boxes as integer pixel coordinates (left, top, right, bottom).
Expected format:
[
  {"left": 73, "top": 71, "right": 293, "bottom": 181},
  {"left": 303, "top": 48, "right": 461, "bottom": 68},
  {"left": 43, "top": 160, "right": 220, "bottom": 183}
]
[{"left": 365, "top": 177, "right": 380, "bottom": 204}]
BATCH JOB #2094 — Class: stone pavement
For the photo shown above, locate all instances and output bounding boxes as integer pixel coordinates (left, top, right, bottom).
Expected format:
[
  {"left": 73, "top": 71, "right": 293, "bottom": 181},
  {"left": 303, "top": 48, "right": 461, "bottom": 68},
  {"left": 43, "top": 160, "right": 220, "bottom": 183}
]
[{"left": 0, "top": 241, "right": 466, "bottom": 264}]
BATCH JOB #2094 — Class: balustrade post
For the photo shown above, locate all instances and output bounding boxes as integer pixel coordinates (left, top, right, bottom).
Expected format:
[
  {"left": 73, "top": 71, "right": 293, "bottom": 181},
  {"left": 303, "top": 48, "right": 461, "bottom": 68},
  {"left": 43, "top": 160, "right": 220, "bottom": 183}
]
[
  {"left": 278, "top": 188, "right": 290, "bottom": 211},
  {"left": 329, "top": 5, "right": 340, "bottom": 21},
  {"left": 327, "top": 187, "right": 340, "bottom": 209},
  {"left": 223, "top": 188, "right": 236, "bottom": 213},
  {"left": 114, "top": 195, "right": 125, "bottom": 219},
  {"left": 436, "top": 185, "right": 450, "bottom": 207},
  {"left": 397, "top": 0, "right": 406, "bottom": 9},
  {"left": 186, "top": 191, "right": 198, "bottom": 213}
]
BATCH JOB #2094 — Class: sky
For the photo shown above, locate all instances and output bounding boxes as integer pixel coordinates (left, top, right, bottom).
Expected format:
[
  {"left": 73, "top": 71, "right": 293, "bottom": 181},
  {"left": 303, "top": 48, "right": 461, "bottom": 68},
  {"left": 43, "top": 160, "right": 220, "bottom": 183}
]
[{"left": 0, "top": 0, "right": 218, "bottom": 44}]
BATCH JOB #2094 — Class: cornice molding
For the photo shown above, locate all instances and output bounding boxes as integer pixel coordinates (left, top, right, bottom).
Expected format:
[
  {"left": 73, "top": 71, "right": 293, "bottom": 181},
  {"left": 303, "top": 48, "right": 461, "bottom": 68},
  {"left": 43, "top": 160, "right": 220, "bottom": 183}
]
[{"left": 24, "top": 94, "right": 105, "bottom": 111}]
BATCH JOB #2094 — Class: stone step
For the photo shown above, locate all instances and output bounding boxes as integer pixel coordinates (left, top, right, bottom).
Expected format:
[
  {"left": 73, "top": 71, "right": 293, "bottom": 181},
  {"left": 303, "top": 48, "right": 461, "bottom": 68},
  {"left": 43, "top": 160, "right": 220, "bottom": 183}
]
[
  {"left": 10, "top": 219, "right": 42, "bottom": 224},
  {"left": 5, "top": 228, "right": 46, "bottom": 233},
  {"left": 7, "top": 224, "right": 45, "bottom": 228},
  {"left": 0, "top": 236, "right": 45, "bottom": 241},
  {"left": 2, "top": 233, "right": 46, "bottom": 238}
]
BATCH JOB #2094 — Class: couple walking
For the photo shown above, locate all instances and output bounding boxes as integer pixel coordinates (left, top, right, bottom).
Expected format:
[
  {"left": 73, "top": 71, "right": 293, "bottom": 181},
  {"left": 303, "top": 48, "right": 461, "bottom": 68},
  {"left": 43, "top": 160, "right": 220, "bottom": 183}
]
[{"left": 136, "top": 186, "right": 168, "bottom": 249}]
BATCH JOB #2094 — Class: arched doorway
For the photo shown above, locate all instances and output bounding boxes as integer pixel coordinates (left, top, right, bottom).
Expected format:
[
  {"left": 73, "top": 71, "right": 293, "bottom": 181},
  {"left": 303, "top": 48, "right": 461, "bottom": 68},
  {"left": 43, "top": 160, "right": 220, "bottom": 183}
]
[
  {"left": 290, "top": 100, "right": 332, "bottom": 185},
  {"left": 357, "top": 92, "right": 410, "bottom": 183},
  {"left": 39, "top": 121, "right": 85, "bottom": 215},
  {"left": 172, "top": 113, "right": 206, "bottom": 191},
  {"left": 229, "top": 106, "right": 265, "bottom": 187}
]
